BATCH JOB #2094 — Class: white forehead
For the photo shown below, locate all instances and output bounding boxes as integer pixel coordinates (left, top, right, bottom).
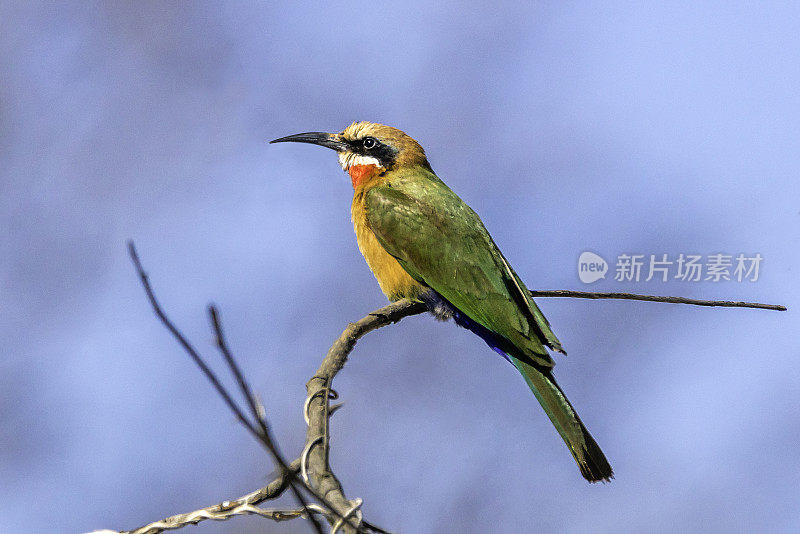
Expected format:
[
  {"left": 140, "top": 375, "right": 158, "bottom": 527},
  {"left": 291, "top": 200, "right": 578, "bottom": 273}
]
[{"left": 342, "top": 121, "right": 376, "bottom": 140}]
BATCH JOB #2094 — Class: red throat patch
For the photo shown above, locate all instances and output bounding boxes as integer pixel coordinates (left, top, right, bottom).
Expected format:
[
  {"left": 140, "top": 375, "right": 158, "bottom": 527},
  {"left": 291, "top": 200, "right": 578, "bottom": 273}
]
[{"left": 348, "top": 164, "right": 379, "bottom": 188}]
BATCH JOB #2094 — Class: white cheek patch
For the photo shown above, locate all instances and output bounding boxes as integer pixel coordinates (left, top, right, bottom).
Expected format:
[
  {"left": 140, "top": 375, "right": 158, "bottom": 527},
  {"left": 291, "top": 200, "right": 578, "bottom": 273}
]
[{"left": 338, "top": 152, "right": 383, "bottom": 171}]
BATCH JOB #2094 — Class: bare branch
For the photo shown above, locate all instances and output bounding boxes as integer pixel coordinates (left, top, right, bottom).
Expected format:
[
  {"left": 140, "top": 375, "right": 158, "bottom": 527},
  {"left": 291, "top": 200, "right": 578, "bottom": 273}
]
[
  {"left": 302, "top": 300, "right": 425, "bottom": 534},
  {"left": 530, "top": 290, "right": 787, "bottom": 311},
  {"left": 118, "top": 241, "right": 784, "bottom": 534},
  {"left": 103, "top": 460, "right": 302, "bottom": 534},
  {"left": 207, "top": 305, "right": 325, "bottom": 534},
  {"left": 127, "top": 242, "right": 262, "bottom": 441},
  {"left": 127, "top": 242, "right": 363, "bottom": 534},
  {"left": 295, "top": 290, "right": 785, "bottom": 532}
]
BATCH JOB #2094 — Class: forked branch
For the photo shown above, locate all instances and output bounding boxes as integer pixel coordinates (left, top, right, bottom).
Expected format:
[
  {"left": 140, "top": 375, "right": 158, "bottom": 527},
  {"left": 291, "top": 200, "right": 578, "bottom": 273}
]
[
  {"left": 116, "top": 242, "right": 381, "bottom": 534},
  {"left": 103, "top": 242, "right": 784, "bottom": 534}
]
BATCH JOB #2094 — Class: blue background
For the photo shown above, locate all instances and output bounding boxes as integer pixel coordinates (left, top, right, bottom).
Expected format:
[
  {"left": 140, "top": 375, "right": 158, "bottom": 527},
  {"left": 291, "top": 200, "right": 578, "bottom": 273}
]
[{"left": 2, "top": 2, "right": 798, "bottom": 533}]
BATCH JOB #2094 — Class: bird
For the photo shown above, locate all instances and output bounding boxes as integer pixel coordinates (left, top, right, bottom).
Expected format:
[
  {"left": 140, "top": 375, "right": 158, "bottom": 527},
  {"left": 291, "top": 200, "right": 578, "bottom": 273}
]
[{"left": 270, "top": 121, "right": 613, "bottom": 482}]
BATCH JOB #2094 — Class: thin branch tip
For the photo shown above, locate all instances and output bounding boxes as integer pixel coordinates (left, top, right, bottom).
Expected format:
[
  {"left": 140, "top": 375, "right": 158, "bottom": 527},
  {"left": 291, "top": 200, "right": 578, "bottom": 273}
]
[
  {"left": 127, "top": 240, "right": 143, "bottom": 269},
  {"left": 530, "top": 289, "right": 785, "bottom": 311},
  {"left": 127, "top": 245, "right": 329, "bottom": 534}
]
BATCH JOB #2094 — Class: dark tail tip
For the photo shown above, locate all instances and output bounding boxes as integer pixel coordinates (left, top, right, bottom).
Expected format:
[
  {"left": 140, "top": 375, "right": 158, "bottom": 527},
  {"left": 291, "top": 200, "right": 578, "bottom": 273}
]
[{"left": 578, "top": 430, "right": 614, "bottom": 483}]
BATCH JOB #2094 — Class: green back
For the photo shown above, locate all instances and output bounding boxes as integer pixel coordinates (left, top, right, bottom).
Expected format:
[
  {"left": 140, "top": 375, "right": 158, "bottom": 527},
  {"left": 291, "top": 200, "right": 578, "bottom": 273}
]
[{"left": 364, "top": 167, "right": 564, "bottom": 365}]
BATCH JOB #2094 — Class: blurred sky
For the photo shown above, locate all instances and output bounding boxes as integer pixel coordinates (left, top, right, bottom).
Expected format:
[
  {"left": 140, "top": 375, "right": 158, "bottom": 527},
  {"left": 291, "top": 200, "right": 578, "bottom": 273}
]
[{"left": 2, "top": 2, "right": 799, "bottom": 533}]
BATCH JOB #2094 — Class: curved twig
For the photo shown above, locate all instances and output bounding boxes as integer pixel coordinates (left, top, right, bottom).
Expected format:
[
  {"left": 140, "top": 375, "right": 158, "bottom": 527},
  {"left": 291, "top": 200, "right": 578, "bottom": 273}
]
[
  {"left": 110, "top": 461, "right": 301, "bottom": 534},
  {"left": 303, "top": 300, "right": 424, "bottom": 534}
]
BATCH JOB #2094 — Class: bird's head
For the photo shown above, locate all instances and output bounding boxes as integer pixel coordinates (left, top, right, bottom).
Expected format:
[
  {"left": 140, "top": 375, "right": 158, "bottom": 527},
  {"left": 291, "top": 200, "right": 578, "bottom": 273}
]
[{"left": 271, "top": 121, "right": 430, "bottom": 187}]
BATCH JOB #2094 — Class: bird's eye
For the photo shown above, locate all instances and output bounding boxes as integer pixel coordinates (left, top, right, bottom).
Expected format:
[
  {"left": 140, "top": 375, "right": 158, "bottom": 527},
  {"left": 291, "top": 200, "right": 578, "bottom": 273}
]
[{"left": 362, "top": 137, "right": 376, "bottom": 149}]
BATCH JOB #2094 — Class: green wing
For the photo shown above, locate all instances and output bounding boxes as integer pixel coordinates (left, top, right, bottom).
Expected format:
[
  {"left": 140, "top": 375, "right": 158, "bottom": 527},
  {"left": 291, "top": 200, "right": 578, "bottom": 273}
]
[
  {"left": 365, "top": 169, "right": 614, "bottom": 483},
  {"left": 364, "top": 168, "right": 564, "bottom": 365}
]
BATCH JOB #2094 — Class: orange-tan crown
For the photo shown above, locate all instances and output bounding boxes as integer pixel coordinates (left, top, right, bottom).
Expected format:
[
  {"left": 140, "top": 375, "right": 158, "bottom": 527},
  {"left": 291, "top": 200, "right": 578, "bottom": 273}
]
[{"left": 337, "top": 121, "right": 429, "bottom": 171}]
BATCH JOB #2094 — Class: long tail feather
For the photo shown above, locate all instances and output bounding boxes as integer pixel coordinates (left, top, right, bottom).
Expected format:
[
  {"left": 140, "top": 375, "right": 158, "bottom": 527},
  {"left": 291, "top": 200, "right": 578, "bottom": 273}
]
[
  {"left": 422, "top": 289, "right": 613, "bottom": 482},
  {"left": 511, "top": 356, "right": 613, "bottom": 482}
]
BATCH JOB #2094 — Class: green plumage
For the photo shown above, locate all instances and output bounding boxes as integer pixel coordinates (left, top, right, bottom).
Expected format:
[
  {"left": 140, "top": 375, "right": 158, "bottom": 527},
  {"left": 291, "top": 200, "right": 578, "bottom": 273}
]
[
  {"left": 364, "top": 166, "right": 613, "bottom": 482},
  {"left": 271, "top": 121, "right": 612, "bottom": 482}
]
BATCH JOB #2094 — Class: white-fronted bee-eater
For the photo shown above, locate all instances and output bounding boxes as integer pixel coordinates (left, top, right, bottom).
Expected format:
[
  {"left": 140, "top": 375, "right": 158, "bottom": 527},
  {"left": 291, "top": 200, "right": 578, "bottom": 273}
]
[{"left": 271, "top": 122, "right": 613, "bottom": 482}]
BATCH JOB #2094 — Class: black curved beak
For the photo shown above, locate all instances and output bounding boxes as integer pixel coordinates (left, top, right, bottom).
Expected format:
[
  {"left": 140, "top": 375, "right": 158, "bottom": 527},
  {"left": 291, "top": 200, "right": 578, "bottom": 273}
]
[{"left": 269, "top": 131, "right": 349, "bottom": 152}]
